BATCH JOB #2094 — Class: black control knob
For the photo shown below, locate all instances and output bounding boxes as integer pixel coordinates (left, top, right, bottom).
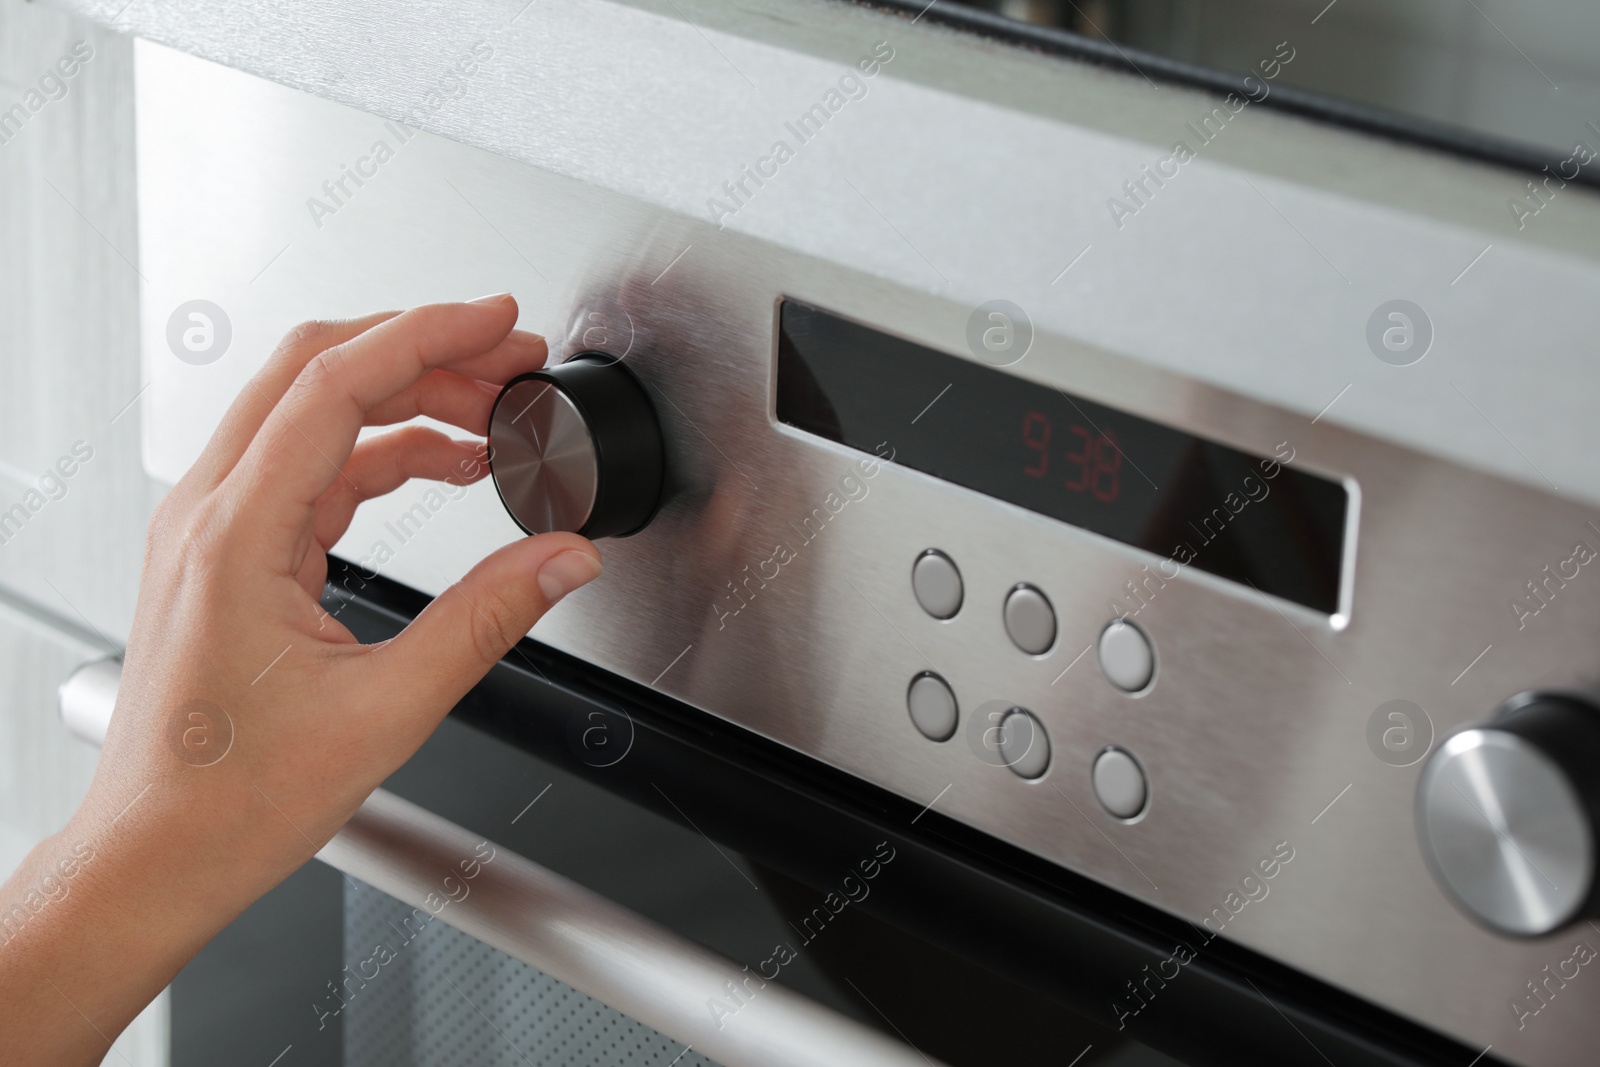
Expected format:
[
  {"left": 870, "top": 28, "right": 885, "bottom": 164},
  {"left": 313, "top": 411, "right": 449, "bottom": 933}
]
[
  {"left": 487, "top": 353, "right": 665, "bottom": 539},
  {"left": 1417, "top": 692, "right": 1600, "bottom": 936}
]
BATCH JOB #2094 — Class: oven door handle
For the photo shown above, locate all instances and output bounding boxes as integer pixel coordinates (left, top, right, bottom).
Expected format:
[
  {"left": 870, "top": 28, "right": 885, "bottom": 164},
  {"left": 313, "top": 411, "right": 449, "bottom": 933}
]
[
  {"left": 59, "top": 657, "right": 945, "bottom": 1067},
  {"left": 322, "top": 788, "right": 944, "bottom": 1067}
]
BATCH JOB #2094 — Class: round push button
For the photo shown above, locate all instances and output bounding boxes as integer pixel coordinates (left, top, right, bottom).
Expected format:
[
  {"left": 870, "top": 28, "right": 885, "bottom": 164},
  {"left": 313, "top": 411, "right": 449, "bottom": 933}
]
[
  {"left": 1003, "top": 585, "right": 1056, "bottom": 656},
  {"left": 1093, "top": 747, "right": 1148, "bottom": 819},
  {"left": 1098, "top": 620, "right": 1154, "bottom": 693},
  {"left": 998, "top": 708, "right": 1051, "bottom": 779},
  {"left": 907, "top": 672, "right": 958, "bottom": 742},
  {"left": 911, "top": 550, "right": 963, "bottom": 619}
]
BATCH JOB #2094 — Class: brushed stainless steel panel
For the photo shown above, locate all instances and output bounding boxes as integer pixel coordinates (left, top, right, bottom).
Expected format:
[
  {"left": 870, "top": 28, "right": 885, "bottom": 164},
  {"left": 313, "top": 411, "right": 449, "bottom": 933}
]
[
  {"left": 71, "top": 0, "right": 1600, "bottom": 505},
  {"left": 131, "top": 31, "right": 1600, "bottom": 1067}
]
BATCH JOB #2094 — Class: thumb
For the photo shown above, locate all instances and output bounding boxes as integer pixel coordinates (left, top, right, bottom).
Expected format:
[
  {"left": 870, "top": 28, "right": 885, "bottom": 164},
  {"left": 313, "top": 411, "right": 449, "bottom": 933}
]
[{"left": 363, "top": 532, "right": 601, "bottom": 722}]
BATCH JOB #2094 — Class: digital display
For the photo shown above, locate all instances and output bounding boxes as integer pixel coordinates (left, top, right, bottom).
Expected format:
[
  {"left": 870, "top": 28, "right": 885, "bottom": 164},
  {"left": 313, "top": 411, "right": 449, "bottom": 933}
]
[{"left": 776, "top": 301, "right": 1348, "bottom": 614}]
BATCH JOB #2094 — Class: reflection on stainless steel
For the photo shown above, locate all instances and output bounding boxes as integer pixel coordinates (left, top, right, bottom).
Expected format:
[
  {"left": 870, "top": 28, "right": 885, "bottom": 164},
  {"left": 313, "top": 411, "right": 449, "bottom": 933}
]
[
  {"left": 57, "top": 655, "right": 120, "bottom": 746},
  {"left": 489, "top": 379, "right": 598, "bottom": 535},
  {"left": 318, "top": 790, "right": 948, "bottom": 1067},
  {"left": 953, "top": 0, "right": 1599, "bottom": 158}
]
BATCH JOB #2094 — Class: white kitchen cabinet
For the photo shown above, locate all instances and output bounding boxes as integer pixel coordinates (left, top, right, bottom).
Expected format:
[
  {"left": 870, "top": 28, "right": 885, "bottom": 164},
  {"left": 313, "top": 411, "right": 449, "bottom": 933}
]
[
  {"left": 0, "top": 0, "right": 156, "bottom": 643},
  {"left": 1, "top": 0, "right": 168, "bottom": 1062}
]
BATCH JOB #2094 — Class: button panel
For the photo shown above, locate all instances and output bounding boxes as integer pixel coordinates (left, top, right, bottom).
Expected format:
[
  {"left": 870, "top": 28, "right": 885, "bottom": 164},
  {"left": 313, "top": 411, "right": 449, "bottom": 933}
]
[{"left": 903, "top": 560, "right": 1060, "bottom": 785}]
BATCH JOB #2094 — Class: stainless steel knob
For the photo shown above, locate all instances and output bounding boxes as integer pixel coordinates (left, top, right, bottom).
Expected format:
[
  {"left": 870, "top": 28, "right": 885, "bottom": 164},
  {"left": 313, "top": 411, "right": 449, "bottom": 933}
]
[
  {"left": 487, "top": 353, "right": 666, "bottom": 539},
  {"left": 1417, "top": 692, "right": 1600, "bottom": 936}
]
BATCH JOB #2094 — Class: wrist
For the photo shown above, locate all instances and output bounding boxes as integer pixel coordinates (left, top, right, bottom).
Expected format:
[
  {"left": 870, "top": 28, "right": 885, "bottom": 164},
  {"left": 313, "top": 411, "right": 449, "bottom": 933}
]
[
  {"left": 0, "top": 817, "right": 213, "bottom": 1066},
  {"left": 69, "top": 767, "right": 302, "bottom": 932}
]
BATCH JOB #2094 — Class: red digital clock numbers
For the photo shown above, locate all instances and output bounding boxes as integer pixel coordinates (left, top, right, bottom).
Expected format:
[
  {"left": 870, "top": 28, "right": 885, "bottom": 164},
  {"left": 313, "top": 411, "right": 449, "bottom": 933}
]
[{"left": 1022, "top": 411, "right": 1122, "bottom": 503}]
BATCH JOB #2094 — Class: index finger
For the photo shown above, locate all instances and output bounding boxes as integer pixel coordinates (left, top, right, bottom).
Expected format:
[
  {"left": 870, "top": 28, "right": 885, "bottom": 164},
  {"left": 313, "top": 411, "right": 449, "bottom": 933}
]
[{"left": 230, "top": 296, "right": 541, "bottom": 535}]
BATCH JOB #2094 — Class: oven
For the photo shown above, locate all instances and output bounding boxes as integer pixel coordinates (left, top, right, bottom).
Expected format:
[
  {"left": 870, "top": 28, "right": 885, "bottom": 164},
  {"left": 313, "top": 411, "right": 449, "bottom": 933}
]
[{"left": 54, "top": 0, "right": 1600, "bottom": 1063}]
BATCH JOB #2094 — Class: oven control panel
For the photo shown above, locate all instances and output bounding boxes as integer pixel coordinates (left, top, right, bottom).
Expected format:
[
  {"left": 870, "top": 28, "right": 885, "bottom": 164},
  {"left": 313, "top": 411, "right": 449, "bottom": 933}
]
[
  {"left": 483, "top": 298, "right": 1600, "bottom": 950},
  {"left": 493, "top": 302, "right": 1600, "bottom": 952}
]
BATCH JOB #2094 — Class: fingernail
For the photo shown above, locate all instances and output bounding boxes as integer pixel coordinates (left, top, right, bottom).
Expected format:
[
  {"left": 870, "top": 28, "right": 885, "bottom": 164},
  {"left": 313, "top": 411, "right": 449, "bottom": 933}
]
[
  {"left": 470, "top": 292, "right": 513, "bottom": 306},
  {"left": 507, "top": 328, "right": 545, "bottom": 348},
  {"left": 537, "top": 550, "right": 602, "bottom": 604}
]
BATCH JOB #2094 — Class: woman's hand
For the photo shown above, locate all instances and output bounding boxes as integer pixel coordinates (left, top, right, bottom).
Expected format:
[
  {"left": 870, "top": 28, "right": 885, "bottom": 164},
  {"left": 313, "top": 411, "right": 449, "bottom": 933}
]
[{"left": 0, "top": 296, "right": 602, "bottom": 1065}]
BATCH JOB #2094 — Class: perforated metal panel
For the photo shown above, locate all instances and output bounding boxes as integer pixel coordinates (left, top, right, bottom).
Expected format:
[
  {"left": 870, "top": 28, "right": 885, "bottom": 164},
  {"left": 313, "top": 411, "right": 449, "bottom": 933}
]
[{"left": 344, "top": 879, "right": 720, "bottom": 1067}]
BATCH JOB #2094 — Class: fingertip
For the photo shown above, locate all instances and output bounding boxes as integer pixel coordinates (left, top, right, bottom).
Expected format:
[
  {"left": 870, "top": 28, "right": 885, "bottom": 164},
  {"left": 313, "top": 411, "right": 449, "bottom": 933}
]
[
  {"left": 536, "top": 548, "right": 604, "bottom": 605},
  {"left": 507, "top": 530, "right": 600, "bottom": 575},
  {"left": 467, "top": 294, "right": 526, "bottom": 340},
  {"left": 463, "top": 292, "right": 544, "bottom": 371},
  {"left": 519, "top": 530, "right": 599, "bottom": 562},
  {"left": 358, "top": 531, "right": 602, "bottom": 715},
  {"left": 464, "top": 294, "right": 519, "bottom": 340}
]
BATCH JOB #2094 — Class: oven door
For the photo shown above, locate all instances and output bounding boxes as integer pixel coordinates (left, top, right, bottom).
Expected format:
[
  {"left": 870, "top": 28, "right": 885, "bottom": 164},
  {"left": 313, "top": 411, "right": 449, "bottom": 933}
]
[{"left": 63, "top": 563, "right": 1495, "bottom": 1067}]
